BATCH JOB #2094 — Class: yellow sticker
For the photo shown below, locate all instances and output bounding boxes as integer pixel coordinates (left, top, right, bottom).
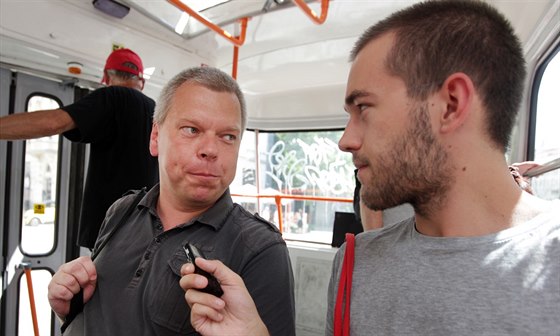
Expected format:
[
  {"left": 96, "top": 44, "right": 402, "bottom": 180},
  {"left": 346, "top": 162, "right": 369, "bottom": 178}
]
[
  {"left": 33, "top": 203, "right": 46, "bottom": 214},
  {"left": 112, "top": 43, "right": 125, "bottom": 51}
]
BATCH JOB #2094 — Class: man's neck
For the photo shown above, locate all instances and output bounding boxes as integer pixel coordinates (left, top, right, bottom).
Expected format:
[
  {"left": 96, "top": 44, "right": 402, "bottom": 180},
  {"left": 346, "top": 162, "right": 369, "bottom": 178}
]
[
  {"left": 156, "top": 188, "right": 211, "bottom": 231},
  {"left": 414, "top": 164, "right": 550, "bottom": 237}
]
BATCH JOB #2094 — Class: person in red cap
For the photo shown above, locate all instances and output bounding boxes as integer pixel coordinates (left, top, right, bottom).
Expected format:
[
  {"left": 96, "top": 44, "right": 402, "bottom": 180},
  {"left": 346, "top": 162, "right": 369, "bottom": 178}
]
[
  {"left": 101, "top": 48, "right": 145, "bottom": 89},
  {"left": 0, "top": 48, "right": 158, "bottom": 249}
]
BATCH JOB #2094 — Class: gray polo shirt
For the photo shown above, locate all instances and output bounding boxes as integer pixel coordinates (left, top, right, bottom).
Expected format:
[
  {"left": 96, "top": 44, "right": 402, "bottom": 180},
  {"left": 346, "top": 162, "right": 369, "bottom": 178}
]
[{"left": 65, "top": 185, "right": 296, "bottom": 336}]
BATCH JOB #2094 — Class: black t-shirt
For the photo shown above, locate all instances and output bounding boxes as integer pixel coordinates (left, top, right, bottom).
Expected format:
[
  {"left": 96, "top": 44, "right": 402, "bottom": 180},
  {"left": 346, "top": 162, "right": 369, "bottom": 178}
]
[{"left": 63, "top": 86, "right": 159, "bottom": 248}]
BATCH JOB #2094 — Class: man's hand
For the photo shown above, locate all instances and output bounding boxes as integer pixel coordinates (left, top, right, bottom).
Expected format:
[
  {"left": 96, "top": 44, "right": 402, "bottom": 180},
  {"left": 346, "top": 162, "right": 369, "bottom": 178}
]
[
  {"left": 180, "top": 258, "right": 269, "bottom": 336},
  {"left": 47, "top": 256, "right": 97, "bottom": 321}
]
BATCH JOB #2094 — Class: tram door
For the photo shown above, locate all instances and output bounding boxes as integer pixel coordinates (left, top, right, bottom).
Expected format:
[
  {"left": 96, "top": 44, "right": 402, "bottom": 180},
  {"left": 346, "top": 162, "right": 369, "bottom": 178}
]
[{"left": 1, "top": 70, "right": 74, "bottom": 336}]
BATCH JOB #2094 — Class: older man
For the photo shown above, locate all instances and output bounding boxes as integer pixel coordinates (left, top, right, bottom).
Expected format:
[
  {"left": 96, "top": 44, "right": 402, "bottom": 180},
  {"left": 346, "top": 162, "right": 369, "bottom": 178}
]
[{"left": 47, "top": 67, "right": 296, "bottom": 335}]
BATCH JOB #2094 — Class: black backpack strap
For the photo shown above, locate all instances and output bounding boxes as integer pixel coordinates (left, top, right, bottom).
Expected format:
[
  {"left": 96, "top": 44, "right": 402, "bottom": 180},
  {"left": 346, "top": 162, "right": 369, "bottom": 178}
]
[
  {"left": 90, "top": 187, "right": 147, "bottom": 261},
  {"left": 60, "top": 188, "right": 147, "bottom": 334}
]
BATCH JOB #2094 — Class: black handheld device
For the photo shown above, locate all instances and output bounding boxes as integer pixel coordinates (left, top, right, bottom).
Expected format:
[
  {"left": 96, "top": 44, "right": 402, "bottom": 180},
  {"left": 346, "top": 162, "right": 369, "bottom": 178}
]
[{"left": 183, "top": 243, "right": 224, "bottom": 297}]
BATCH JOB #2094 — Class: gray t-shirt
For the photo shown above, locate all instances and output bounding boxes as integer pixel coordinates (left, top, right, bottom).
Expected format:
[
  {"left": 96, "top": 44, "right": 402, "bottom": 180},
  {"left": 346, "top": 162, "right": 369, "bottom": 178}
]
[
  {"left": 383, "top": 203, "right": 414, "bottom": 226},
  {"left": 326, "top": 203, "right": 560, "bottom": 335}
]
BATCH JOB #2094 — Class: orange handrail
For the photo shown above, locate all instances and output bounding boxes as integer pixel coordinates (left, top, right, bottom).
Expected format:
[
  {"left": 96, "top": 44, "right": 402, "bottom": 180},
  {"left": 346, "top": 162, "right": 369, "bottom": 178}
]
[
  {"left": 23, "top": 266, "right": 40, "bottom": 336},
  {"left": 232, "top": 44, "right": 239, "bottom": 79},
  {"left": 292, "top": 0, "right": 329, "bottom": 25},
  {"left": 275, "top": 195, "right": 283, "bottom": 232},
  {"left": 167, "top": 0, "right": 249, "bottom": 47},
  {"left": 231, "top": 193, "right": 352, "bottom": 233}
]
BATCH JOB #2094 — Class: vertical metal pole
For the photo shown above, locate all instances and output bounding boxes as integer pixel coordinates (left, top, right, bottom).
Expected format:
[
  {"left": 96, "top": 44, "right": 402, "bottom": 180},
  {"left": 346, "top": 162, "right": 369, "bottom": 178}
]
[{"left": 21, "top": 263, "right": 40, "bottom": 336}]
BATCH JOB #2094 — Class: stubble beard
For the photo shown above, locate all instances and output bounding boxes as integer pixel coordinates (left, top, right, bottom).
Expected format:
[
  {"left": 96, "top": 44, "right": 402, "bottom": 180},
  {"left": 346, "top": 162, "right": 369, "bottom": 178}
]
[{"left": 361, "top": 103, "right": 453, "bottom": 217}]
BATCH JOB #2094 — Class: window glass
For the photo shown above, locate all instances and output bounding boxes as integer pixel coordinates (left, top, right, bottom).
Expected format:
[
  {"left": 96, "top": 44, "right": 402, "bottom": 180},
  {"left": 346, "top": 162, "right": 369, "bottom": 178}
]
[
  {"left": 231, "top": 130, "right": 259, "bottom": 213},
  {"left": 532, "top": 50, "right": 560, "bottom": 200},
  {"left": 21, "top": 96, "right": 60, "bottom": 254},
  {"left": 231, "top": 130, "right": 355, "bottom": 244}
]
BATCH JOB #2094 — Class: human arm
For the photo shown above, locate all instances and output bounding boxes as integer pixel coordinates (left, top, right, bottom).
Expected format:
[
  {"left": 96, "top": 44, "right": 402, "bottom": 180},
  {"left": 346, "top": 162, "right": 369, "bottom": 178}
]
[
  {"left": 47, "top": 256, "right": 97, "bottom": 322},
  {"left": 0, "top": 109, "right": 75, "bottom": 140},
  {"left": 509, "top": 161, "right": 541, "bottom": 194},
  {"left": 241, "top": 243, "right": 296, "bottom": 335},
  {"left": 180, "top": 258, "right": 269, "bottom": 336},
  {"left": 510, "top": 161, "right": 541, "bottom": 176}
]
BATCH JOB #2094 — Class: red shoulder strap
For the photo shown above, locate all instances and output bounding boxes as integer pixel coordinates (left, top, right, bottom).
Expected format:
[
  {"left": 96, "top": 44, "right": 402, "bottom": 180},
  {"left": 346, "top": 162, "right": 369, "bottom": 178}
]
[{"left": 334, "top": 233, "right": 355, "bottom": 336}]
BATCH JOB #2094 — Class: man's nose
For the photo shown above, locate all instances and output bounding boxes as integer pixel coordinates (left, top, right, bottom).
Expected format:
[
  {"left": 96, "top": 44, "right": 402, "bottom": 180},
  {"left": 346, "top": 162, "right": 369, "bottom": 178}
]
[
  {"left": 338, "top": 125, "right": 360, "bottom": 153},
  {"left": 198, "top": 136, "right": 218, "bottom": 160}
]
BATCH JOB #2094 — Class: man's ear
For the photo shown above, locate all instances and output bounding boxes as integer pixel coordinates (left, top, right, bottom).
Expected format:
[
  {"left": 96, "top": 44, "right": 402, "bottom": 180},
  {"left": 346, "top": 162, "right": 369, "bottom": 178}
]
[
  {"left": 437, "top": 72, "right": 474, "bottom": 134},
  {"left": 104, "top": 71, "right": 112, "bottom": 86},
  {"left": 149, "top": 123, "right": 159, "bottom": 157}
]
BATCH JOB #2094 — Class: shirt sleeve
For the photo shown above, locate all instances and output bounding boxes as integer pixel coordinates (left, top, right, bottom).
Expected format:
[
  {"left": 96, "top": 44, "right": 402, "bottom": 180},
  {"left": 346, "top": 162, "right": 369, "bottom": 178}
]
[
  {"left": 62, "top": 87, "right": 121, "bottom": 143},
  {"left": 242, "top": 243, "right": 296, "bottom": 336}
]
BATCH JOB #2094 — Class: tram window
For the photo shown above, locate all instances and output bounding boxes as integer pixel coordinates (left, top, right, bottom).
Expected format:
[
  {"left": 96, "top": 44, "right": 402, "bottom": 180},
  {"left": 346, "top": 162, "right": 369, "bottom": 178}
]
[
  {"left": 231, "top": 130, "right": 259, "bottom": 213},
  {"left": 231, "top": 130, "right": 355, "bottom": 244},
  {"left": 18, "top": 269, "right": 53, "bottom": 336},
  {"left": 531, "top": 50, "right": 560, "bottom": 200},
  {"left": 20, "top": 95, "right": 60, "bottom": 255}
]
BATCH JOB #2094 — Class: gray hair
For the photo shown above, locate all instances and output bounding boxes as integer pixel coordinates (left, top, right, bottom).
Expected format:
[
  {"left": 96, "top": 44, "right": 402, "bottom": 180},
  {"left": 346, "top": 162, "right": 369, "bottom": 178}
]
[
  {"left": 153, "top": 67, "right": 247, "bottom": 133},
  {"left": 106, "top": 69, "right": 142, "bottom": 81}
]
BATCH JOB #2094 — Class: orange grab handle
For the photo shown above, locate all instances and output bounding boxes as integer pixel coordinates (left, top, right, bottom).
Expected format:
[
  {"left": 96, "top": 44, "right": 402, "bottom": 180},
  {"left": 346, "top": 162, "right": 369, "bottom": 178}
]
[
  {"left": 275, "top": 195, "right": 284, "bottom": 233},
  {"left": 292, "top": 0, "right": 329, "bottom": 24},
  {"left": 167, "top": 0, "right": 249, "bottom": 47},
  {"left": 232, "top": 44, "right": 240, "bottom": 79}
]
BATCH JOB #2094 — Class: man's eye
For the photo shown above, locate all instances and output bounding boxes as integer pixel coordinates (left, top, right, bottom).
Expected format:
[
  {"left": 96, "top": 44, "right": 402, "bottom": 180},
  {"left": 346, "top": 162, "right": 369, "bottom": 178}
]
[
  {"left": 357, "top": 104, "right": 368, "bottom": 112},
  {"left": 181, "top": 127, "right": 198, "bottom": 135},
  {"left": 223, "top": 134, "right": 236, "bottom": 142}
]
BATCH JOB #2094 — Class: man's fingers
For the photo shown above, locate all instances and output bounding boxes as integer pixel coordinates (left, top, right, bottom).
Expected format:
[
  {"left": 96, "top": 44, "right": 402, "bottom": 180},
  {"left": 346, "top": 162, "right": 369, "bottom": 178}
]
[
  {"left": 50, "top": 256, "right": 97, "bottom": 305},
  {"left": 55, "top": 272, "right": 83, "bottom": 297},
  {"left": 180, "top": 262, "right": 195, "bottom": 276},
  {"left": 180, "top": 272, "right": 209, "bottom": 292},
  {"left": 185, "top": 288, "right": 225, "bottom": 311},
  {"left": 194, "top": 258, "right": 242, "bottom": 286},
  {"left": 58, "top": 256, "right": 97, "bottom": 288},
  {"left": 190, "top": 302, "right": 225, "bottom": 324}
]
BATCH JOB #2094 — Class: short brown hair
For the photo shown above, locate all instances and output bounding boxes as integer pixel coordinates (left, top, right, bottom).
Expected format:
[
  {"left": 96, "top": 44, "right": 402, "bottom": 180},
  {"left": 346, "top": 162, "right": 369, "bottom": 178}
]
[{"left": 351, "top": 0, "right": 526, "bottom": 151}]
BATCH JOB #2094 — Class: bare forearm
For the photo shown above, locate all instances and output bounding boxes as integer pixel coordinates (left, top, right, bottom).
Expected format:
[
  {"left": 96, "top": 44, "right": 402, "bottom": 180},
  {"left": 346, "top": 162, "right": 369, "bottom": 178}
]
[{"left": 0, "top": 109, "right": 75, "bottom": 140}]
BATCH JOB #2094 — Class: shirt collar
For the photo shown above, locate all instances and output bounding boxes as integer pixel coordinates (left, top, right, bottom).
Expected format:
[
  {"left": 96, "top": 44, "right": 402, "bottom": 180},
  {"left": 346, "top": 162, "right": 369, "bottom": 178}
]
[
  {"left": 197, "top": 189, "right": 234, "bottom": 230},
  {"left": 141, "top": 184, "right": 234, "bottom": 230}
]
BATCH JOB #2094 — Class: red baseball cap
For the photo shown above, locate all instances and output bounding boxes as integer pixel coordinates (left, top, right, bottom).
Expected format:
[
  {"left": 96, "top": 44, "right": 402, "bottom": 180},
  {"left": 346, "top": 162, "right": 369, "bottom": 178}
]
[{"left": 101, "top": 48, "right": 144, "bottom": 84}]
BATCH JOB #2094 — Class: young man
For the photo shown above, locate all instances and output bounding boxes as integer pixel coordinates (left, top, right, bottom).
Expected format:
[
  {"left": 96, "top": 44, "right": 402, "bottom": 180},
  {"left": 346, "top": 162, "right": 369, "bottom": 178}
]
[
  {"left": 46, "top": 67, "right": 296, "bottom": 335},
  {"left": 0, "top": 48, "right": 158, "bottom": 248},
  {"left": 328, "top": 0, "right": 558, "bottom": 333},
  {"left": 178, "top": 1, "right": 559, "bottom": 335}
]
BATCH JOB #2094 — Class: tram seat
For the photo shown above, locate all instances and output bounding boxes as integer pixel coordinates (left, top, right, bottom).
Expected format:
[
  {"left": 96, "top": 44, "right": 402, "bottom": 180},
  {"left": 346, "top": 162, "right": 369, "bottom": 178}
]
[{"left": 331, "top": 211, "right": 363, "bottom": 247}]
